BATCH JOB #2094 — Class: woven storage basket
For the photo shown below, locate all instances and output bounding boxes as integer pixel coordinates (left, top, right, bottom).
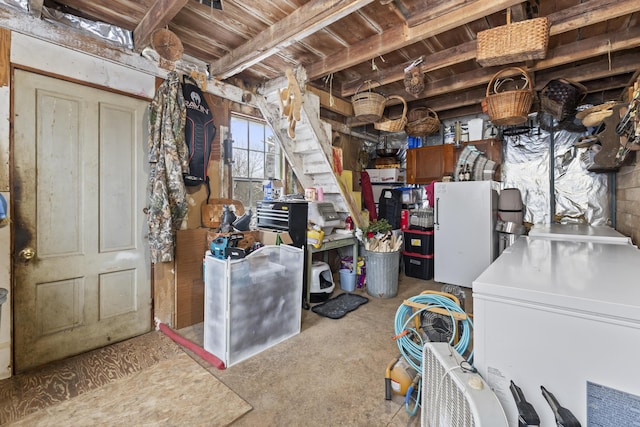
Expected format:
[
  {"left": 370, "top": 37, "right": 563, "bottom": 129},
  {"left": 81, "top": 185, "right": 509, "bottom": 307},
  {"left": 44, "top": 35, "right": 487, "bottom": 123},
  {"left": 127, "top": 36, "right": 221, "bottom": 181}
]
[
  {"left": 540, "top": 79, "right": 588, "bottom": 121},
  {"left": 351, "top": 82, "right": 386, "bottom": 122},
  {"left": 485, "top": 67, "right": 534, "bottom": 126},
  {"left": 476, "top": 9, "right": 550, "bottom": 67},
  {"left": 374, "top": 95, "right": 407, "bottom": 132},
  {"left": 405, "top": 107, "right": 441, "bottom": 136}
]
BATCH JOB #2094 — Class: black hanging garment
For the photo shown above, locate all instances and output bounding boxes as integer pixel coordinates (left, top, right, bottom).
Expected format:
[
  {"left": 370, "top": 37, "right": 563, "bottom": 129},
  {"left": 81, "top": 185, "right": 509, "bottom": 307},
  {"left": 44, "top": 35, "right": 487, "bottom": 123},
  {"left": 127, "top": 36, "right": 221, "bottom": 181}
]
[
  {"left": 378, "top": 188, "right": 403, "bottom": 229},
  {"left": 182, "top": 76, "right": 216, "bottom": 187}
]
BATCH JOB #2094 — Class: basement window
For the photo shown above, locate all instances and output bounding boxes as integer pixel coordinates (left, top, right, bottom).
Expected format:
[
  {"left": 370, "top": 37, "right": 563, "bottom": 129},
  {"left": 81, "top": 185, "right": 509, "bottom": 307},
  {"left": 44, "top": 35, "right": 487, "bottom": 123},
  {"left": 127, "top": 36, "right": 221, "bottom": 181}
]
[{"left": 230, "top": 114, "right": 281, "bottom": 208}]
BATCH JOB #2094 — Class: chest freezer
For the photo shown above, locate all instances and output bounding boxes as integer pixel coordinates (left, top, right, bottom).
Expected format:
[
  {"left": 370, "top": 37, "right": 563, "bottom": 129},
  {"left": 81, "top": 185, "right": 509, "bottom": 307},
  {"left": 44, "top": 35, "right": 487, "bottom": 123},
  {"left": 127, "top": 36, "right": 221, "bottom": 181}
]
[
  {"left": 528, "top": 223, "right": 632, "bottom": 245},
  {"left": 473, "top": 237, "right": 640, "bottom": 427}
]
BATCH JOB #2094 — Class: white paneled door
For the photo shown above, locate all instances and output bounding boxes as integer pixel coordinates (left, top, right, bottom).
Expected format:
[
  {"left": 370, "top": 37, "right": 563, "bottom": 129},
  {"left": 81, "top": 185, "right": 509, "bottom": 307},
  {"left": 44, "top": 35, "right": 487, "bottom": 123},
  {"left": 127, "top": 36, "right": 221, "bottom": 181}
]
[{"left": 12, "top": 70, "right": 151, "bottom": 373}]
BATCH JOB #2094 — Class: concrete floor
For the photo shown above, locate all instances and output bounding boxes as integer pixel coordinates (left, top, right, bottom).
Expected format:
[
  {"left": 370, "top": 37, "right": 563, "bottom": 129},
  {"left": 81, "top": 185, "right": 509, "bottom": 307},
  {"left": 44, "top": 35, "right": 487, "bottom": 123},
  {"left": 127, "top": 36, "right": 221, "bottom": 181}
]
[{"left": 178, "top": 274, "right": 472, "bottom": 427}]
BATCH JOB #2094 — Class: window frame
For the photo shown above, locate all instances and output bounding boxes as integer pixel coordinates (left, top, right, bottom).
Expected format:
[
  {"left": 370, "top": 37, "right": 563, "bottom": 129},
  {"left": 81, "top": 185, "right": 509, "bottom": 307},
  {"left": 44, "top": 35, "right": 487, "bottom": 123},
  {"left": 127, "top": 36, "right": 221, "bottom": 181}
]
[{"left": 230, "top": 113, "right": 281, "bottom": 207}]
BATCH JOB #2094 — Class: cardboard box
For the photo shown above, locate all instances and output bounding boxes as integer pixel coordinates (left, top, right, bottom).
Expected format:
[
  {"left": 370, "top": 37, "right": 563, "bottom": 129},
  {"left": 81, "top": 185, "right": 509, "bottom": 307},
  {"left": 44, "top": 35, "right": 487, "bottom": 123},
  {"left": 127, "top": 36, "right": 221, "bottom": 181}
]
[
  {"left": 364, "top": 169, "right": 380, "bottom": 182},
  {"left": 377, "top": 168, "right": 405, "bottom": 183},
  {"left": 366, "top": 168, "right": 405, "bottom": 183},
  {"left": 257, "top": 229, "right": 294, "bottom": 246}
]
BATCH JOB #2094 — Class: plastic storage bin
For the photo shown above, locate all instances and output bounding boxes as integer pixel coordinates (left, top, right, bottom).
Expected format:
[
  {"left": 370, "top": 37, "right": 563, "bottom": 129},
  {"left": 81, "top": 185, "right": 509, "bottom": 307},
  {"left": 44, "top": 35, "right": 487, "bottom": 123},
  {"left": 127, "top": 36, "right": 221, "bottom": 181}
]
[
  {"left": 402, "top": 251, "right": 434, "bottom": 280},
  {"left": 204, "top": 245, "right": 304, "bottom": 368},
  {"left": 403, "top": 229, "right": 434, "bottom": 255},
  {"left": 339, "top": 268, "right": 356, "bottom": 292}
]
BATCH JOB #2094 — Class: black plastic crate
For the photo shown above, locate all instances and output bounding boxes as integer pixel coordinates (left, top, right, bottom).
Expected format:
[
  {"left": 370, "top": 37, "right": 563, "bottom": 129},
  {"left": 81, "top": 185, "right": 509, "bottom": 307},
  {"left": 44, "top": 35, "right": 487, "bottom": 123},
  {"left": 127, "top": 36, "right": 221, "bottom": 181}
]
[
  {"left": 402, "top": 251, "right": 434, "bottom": 280},
  {"left": 403, "top": 229, "right": 434, "bottom": 255}
]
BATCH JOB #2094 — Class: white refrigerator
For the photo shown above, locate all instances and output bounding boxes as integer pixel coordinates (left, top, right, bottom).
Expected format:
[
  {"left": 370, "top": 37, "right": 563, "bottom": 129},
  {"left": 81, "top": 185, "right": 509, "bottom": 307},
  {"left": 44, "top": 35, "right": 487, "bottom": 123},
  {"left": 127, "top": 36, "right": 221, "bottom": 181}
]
[
  {"left": 434, "top": 180, "right": 500, "bottom": 288},
  {"left": 473, "top": 237, "right": 640, "bottom": 427}
]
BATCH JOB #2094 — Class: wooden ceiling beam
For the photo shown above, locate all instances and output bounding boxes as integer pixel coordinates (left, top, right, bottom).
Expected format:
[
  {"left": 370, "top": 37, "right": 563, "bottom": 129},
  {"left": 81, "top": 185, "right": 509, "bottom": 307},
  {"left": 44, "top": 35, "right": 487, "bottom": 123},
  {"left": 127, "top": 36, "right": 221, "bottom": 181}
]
[
  {"left": 305, "top": 0, "right": 524, "bottom": 81},
  {"left": 406, "top": 0, "right": 476, "bottom": 27},
  {"left": 374, "top": 52, "right": 639, "bottom": 114},
  {"left": 133, "top": 0, "right": 189, "bottom": 53},
  {"left": 340, "top": 0, "right": 640, "bottom": 97},
  {"left": 547, "top": 0, "right": 640, "bottom": 36},
  {"left": 306, "top": 85, "right": 354, "bottom": 117},
  {"left": 341, "top": 40, "right": 476, "bottom": 96},
  {"left": 535, "top": 53, "right": 640, "bottom": 88},
  {"left": 209, "top": 0, "right": 375, "bottom": 80}
]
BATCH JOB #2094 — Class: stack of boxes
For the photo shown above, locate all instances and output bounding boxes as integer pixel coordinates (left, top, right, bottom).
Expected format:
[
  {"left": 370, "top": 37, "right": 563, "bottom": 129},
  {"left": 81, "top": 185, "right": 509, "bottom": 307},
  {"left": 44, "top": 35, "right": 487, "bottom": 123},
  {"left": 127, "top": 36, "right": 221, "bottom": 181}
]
[{"left": 402, "top": 209, "right": 434, "bottom": 279}]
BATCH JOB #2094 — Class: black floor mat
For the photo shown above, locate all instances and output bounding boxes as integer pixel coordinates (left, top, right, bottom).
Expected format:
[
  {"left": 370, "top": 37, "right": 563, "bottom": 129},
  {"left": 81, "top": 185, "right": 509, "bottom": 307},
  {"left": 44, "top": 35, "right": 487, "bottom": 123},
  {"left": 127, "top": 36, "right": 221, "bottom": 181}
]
[{"left": 312, "top": 293, "right": 369, "bottom": 319}]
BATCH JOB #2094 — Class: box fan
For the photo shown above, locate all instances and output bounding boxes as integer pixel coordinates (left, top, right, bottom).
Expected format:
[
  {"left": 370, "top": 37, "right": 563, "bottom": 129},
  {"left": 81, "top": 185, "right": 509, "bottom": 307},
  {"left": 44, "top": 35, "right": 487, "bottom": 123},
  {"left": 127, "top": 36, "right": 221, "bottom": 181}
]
[{"left": 421, "top": 342, "right": 508, "bottom": 427}]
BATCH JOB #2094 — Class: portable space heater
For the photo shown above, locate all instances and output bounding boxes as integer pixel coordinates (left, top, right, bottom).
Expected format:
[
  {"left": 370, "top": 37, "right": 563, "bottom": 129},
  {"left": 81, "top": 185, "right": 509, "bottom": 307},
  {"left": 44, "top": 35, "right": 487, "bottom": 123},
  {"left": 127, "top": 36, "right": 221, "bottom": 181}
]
[{"left": 421, "top": 342, "right": 508, "bottom": 427}]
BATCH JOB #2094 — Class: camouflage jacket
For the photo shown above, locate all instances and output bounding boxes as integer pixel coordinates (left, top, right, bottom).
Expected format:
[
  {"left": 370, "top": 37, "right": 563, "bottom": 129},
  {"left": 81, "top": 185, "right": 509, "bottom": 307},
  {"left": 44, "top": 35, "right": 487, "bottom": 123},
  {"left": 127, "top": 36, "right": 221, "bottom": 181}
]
[{"left": 147, "top": 71, "right": 189, "bottom": 263}]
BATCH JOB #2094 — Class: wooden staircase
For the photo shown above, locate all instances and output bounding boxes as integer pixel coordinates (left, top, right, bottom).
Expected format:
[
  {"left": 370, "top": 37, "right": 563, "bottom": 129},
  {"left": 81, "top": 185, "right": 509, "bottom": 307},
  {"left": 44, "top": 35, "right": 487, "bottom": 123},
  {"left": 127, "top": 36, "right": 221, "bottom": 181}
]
[{"left": 255, "top": 70, "right": 362, "bottom": 228}]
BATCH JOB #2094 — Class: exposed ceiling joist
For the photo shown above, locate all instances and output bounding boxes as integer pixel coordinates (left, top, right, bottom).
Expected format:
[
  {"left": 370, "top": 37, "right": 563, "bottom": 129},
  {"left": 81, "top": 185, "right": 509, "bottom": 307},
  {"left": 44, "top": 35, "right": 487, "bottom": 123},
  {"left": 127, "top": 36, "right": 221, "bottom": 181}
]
[
  {"left": 305, "top": 0, "right": 523, "bottom": 80},
  {"left": 11, "top": 0, "right": 639, "bottom": 121},
  {"left": 547, "top": 0, "right": 640, "bottom": 35},
  {"left": 209, "top": 0, "right": 375, "bottom": 80},
  {"left": 306, "top": 85, "right": 354, "bottom": 117},
  {"left": 375, "top": 51, "right": 639, "bottom": 114},
  {"left": 341, "top": 41, "right": 476, "bottom": 96},
  {"left": 133, "top": 0, "right": 189, "bottom": 53},
  {"left": 341, "top": 0, "right": 640, "bottom": 97}
]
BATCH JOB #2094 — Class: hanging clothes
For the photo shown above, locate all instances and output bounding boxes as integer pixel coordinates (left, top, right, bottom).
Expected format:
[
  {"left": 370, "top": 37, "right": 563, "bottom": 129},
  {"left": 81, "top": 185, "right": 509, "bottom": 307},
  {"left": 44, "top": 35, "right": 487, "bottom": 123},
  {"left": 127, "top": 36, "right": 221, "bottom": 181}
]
[{"left": 147, "top": 71, "right": 189, "bottom": 263}]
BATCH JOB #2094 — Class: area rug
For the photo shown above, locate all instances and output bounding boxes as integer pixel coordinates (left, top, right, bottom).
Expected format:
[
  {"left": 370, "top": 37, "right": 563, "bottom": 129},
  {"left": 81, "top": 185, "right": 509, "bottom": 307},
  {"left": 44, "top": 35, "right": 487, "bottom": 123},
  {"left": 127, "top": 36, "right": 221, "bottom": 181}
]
[
  {"left": 7, "top": 351, "right": 252, "bottom": 426},
  {"left": 312, "top": 293, "right": 369, "bottom": 319}
]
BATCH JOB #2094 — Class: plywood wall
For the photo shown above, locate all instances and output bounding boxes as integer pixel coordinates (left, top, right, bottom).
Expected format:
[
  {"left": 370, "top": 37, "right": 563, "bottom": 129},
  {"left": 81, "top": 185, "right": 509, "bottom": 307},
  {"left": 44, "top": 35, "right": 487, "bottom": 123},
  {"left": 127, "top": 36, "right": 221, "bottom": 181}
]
[{"left": 616, "top": 158, "right": 640, "bottom": 245}]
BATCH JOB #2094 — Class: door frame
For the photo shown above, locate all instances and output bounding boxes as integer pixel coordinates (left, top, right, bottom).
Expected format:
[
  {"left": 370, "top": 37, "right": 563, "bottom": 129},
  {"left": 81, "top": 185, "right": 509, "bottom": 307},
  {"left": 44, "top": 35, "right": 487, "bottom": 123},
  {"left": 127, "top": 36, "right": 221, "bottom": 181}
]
[{"left": 3, "top": 36, "right": 157, "bottom": 377}]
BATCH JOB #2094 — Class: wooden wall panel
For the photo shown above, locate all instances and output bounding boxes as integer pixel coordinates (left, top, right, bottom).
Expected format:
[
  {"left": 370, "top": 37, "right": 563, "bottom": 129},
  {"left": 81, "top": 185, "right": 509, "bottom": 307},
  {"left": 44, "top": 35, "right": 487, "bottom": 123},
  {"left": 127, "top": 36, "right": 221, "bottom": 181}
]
[
  {"left": 616, "top": 159, "right": 640, "bottom": 246},
  {"left": 0, "top": 29, "right": 9, "bottom": 87},
  {"left": 175, "top": 228, "right": 209, "bottom": 329},
  {"left": 153, "top": 261, "right": 176, "bottom": 327}
]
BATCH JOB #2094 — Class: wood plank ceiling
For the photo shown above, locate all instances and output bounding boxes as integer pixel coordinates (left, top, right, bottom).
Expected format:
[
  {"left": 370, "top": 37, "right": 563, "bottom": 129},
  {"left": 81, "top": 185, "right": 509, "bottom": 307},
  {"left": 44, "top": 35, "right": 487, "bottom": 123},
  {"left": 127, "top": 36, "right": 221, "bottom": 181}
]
[{"left": 36, "top": 0, "right": 640, "bottom": 122}]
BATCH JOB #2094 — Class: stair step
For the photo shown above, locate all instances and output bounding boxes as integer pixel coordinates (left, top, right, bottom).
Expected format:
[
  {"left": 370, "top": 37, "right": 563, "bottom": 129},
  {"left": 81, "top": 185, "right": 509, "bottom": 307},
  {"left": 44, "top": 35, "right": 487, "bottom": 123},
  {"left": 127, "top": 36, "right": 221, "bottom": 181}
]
[
  {"left": 302, "top": 150, "right": 327, "bottom": 163},
  {"left": 293, "top": 140, "right": 321, "bottom": 154},
  {"left": 310, "top": 183, "right": 340, "bottom": 194},
  {"left": 303, "top": 166, "right": 332, "bottom": 175},
  {"left": 257, "top": 83, "right": 361, "bottom": 227}
]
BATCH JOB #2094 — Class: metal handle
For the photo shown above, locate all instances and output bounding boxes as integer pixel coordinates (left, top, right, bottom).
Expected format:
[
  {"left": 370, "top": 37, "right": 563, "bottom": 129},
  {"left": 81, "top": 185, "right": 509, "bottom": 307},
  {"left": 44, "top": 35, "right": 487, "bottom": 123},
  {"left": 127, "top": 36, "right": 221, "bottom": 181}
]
[
  {"left": 434, "top": 197, "right": 439, "bottom": 227},
  {"left": 18, "top": 247, "right": 36, "bottom": 261}
]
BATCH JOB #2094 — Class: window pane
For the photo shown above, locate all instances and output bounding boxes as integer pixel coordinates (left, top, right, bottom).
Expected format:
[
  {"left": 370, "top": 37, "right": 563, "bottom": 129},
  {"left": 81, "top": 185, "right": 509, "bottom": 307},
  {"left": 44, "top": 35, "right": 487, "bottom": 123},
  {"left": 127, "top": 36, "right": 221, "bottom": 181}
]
[
  {"left": 231, "top": 117, "right": 248, "bottom": 149},
  {"left": 232, "top": 148, "right": 249, "bottom": 178},
  {"left": 251, "top": 181, "right": 264, "bottom": 207},
  {"left": 233, "top": 180, "right": 269, "bottom": 210},
  {"left": 265, "top": 138, "right": 276, "bottom": 178},
  {"left": 249, "top": 121, "right": 265, "bottom": 151},
  {"left": 248, "top": 150, "right": 264, "bottom": 179},
  {"left": 233, "top": 180, "right": 252, "bottom": 207},
  {"left": 265, "top": 130, "right": 278, "bottom": 178}
]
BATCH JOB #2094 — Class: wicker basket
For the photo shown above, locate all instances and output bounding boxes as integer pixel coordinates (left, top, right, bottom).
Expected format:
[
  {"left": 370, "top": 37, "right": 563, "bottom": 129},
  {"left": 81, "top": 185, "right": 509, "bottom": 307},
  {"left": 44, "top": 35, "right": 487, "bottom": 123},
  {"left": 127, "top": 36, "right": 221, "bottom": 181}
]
[
  {"left": 484, "top": 67, "right": 534, "bottom": 126},
  {"left": 351, "top": 82, "right": 386, "bottom": 122},
  {"left": 476, "top": 8, "right": 550, "bottom": 67},
  {"left": 374, "top": 95, "right": 407, "bottom": 132},
  {"left": 405, "top": 107, "right": 441, "bottom": 136},
  {"left": 540, "top": 79, "right": 588, "bottom": 121}
]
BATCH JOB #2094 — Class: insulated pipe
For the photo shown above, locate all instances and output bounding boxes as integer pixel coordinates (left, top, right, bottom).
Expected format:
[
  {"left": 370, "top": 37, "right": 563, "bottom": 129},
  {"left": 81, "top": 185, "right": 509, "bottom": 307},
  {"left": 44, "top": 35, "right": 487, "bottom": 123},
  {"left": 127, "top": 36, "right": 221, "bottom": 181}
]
[{"left": 158, "top": 322, "right": 226, "bottom": 370}]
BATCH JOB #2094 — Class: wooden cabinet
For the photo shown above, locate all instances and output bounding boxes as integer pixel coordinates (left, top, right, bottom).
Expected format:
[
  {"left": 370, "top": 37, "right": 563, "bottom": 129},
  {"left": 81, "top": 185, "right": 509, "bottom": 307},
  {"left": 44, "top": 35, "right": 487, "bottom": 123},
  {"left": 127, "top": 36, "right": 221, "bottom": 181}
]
[
  {"left": 406, "top": 139, "right": 502, "bottom": 184},
  {"left": 406, "top": 144, "right": 455, "bottom": 184}
]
